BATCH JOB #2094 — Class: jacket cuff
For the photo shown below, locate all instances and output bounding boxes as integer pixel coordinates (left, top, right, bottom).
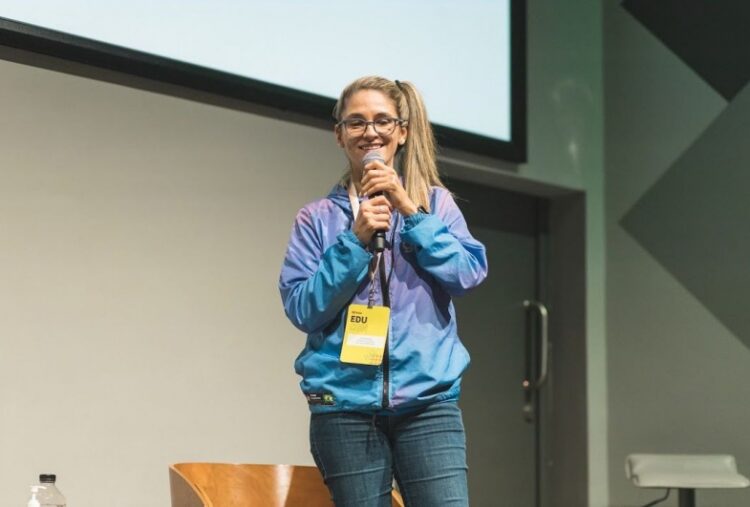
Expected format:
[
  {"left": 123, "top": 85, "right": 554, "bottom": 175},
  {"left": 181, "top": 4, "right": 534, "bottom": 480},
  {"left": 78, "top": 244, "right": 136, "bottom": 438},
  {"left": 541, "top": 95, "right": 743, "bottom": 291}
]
[
  {"left": 402, "top": 212, "right": 429, "bottom": 231},
  {"left": 400, "top": 213, "right": 441, "bottom": 248},
  {"left": 342, "top": 229, "right": 368, "bottom": 251}
]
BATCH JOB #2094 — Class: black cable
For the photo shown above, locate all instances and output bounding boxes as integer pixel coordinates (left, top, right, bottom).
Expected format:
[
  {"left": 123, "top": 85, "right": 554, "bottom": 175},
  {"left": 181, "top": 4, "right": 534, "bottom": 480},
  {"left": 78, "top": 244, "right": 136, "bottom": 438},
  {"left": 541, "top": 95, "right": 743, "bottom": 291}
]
[{"left": 641, "top": 488, "right": 671, "bottom": 507}]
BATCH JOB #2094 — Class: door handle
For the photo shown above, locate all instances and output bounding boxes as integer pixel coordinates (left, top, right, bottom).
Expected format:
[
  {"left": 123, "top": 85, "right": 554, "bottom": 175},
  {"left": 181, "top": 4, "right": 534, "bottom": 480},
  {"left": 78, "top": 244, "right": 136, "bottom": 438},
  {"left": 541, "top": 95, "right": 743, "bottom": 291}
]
[
  {"left": 522, "top": 300, "right": 548, "bottom": 422},
  {"left": 523, "top": 300, "right": 549, "bottom": 389}
]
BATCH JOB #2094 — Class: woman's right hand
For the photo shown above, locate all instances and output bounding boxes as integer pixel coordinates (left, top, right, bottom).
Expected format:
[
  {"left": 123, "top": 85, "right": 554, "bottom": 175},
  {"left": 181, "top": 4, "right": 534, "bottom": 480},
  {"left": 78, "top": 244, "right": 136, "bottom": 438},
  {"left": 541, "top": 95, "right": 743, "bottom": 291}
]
[{"left": 353, "top": 195, "right": 392, "bottom": 245}]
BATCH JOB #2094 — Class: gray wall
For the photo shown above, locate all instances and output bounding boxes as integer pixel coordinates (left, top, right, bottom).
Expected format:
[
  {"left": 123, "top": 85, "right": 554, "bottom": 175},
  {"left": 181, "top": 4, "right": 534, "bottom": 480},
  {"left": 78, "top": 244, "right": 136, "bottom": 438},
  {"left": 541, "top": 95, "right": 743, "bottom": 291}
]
[
  {"left": 605, "top": 1, "right": 750, "bottom": 506},
  {"left": 526, "top": 2, "right": 607, "bottom": 504}
]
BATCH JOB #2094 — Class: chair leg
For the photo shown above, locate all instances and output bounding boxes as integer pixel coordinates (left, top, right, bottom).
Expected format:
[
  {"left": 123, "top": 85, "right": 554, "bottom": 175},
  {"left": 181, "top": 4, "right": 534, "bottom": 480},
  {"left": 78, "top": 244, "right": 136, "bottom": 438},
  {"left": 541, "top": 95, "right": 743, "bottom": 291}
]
[{"left": 678, "top": 488, "right": 695, "bottom": 507}]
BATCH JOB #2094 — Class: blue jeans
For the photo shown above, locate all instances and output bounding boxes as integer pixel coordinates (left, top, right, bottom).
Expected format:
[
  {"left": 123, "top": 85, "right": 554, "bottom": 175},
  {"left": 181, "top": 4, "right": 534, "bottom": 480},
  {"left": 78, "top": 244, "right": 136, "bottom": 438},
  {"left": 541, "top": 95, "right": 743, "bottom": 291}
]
[{"left": 309, "top": 401, "right": 469, "bottom": 507}]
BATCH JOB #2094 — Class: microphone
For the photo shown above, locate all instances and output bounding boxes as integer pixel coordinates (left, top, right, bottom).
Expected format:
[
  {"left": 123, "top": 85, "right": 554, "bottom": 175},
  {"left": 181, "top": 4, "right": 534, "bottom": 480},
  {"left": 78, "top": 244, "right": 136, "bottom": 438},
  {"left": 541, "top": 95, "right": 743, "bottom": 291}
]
[{"left": 362, "top": 150, "right": 386, "bottom": 252}]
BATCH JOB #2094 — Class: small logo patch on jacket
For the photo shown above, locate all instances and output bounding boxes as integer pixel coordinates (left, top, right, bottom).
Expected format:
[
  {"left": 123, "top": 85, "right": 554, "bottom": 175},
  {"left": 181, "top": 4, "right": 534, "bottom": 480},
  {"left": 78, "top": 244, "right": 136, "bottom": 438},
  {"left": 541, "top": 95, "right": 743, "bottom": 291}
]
[{"left": 306, "top": 392, "right": 336, "bottom": 406}]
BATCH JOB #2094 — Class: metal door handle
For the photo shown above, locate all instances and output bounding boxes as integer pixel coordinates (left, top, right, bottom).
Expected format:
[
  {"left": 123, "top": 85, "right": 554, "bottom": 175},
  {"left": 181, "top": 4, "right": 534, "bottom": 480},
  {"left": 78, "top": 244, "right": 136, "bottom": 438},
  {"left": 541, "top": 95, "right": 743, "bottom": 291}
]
[{"left": 523, "top": 300, "right": 549, "bottom": 389}]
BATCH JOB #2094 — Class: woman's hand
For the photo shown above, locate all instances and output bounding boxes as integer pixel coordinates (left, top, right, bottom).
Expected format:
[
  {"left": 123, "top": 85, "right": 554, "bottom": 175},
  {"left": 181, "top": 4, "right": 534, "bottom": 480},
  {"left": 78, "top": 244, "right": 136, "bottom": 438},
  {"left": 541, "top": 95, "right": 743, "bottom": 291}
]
[
  {"left": 353, "top": 195, "right": 392, "bottom": 245},
  {"left": 360, "top": 160, "right": 418, "bottom": 216}
]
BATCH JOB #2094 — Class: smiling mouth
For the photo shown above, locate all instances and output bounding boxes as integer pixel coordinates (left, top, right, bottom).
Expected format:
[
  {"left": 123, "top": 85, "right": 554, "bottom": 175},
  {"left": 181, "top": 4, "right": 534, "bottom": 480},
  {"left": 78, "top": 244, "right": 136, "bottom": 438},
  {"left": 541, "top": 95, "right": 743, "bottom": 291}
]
[{"left": 359, "top": 144, "right": 383, "bottom": 151}]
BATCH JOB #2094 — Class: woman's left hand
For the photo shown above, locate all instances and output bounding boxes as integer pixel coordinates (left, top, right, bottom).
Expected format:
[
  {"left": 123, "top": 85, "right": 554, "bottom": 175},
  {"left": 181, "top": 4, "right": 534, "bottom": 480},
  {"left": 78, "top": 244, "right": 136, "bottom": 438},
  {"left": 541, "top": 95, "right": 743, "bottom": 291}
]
[{"left": 360, "top": 160, "right": 418, "bottom": 216}]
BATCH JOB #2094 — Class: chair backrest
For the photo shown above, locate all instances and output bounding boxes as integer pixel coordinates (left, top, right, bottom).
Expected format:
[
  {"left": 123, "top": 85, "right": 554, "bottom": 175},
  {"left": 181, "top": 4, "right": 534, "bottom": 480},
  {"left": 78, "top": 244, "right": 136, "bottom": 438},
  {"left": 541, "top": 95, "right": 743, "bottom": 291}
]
[{"left": 169, "top": 463, "right": 405, "bottom": 507}]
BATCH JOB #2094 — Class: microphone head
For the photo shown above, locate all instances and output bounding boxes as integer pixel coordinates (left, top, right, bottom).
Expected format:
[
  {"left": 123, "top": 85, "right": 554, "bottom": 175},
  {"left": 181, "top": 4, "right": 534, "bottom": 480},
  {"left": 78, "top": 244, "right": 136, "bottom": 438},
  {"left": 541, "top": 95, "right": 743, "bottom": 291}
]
[{"left": 362, "top": 150, "right": 385, "bottom": 166}]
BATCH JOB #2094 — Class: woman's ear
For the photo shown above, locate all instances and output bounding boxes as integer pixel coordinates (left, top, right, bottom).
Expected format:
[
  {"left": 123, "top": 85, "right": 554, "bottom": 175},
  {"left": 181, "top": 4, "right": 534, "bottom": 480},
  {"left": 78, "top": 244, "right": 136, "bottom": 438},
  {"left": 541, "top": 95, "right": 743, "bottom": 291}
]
[
  {"left": 334, "top": 125, "right": 344, "bottom": 147},
  {"left": 399, "top": 122, "right": 408, "bottom": 145}
]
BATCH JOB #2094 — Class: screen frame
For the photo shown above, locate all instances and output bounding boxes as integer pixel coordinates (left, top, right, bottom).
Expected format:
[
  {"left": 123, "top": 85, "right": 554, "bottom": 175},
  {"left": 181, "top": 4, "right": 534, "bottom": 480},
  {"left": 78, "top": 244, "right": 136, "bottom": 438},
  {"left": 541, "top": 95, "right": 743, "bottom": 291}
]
[{"left": 0, "top": 1, "right": 526, "bottom": 162}]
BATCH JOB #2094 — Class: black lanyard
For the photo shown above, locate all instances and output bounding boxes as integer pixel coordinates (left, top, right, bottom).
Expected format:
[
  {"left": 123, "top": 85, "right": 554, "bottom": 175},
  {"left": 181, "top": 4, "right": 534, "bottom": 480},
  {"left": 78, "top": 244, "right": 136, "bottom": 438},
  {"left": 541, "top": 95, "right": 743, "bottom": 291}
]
[{"left": 367, "top": 215, "right": 397, "bottom": 309}]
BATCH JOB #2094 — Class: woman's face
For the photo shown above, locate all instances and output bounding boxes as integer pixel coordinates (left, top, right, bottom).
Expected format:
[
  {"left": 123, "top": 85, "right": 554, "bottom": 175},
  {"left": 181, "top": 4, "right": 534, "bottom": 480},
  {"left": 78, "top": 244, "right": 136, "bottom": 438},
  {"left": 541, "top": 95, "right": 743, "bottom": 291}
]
[{"left": 336, "top": 89, "right": 407, "bottom": 174}]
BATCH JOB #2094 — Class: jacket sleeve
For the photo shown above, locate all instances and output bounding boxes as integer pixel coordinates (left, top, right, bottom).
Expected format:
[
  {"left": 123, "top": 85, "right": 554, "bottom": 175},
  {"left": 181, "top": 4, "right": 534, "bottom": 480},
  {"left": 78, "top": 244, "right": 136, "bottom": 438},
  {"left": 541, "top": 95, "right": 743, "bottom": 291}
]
[
  {"left": 279, "top": 207, "right": 373, "bottom": 334},
  {"left": 399, "top": 189, "right": 488, "bottom": 296}
]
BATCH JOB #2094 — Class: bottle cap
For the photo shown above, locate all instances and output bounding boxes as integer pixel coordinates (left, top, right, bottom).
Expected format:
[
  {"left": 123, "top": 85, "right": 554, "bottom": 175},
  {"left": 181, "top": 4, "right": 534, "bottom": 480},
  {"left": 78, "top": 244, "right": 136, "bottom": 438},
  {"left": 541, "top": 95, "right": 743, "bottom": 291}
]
[{"left": 39, "top": 474, "right": 56, "bottom": 483}]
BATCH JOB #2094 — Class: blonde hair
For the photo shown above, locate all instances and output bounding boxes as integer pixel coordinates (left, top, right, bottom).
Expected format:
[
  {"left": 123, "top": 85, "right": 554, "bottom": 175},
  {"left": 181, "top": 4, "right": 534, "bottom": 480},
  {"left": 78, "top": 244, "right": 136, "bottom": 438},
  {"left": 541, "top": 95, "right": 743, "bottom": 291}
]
[{"left": 333, "top": 76, "right": 444, "bottom": 212}]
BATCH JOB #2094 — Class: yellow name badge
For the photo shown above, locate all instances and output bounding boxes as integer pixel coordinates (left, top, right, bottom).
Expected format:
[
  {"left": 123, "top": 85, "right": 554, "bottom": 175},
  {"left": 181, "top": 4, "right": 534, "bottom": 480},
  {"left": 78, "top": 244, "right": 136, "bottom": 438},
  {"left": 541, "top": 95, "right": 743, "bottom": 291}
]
[{"left": 340, "top": 304, "right": 390, "bottom": 366}]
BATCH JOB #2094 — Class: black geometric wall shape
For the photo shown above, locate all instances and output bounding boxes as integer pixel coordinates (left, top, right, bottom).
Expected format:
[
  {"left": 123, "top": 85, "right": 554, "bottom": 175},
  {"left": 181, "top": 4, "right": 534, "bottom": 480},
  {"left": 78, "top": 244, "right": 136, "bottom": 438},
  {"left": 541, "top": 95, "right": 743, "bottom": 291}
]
[
  {"left": 623, "top": 0, "right": 750, "bottom": 100},
  {"left": 621, "top": 80, "right": 750, "bottom": 350}
]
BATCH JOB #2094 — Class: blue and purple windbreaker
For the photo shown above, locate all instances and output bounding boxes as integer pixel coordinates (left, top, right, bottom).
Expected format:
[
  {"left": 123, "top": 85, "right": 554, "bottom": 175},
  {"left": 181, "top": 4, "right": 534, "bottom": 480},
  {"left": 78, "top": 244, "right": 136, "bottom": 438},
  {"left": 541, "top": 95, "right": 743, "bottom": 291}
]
[{"left": 279, "top": 183, "right": 488, "bottom": 414}]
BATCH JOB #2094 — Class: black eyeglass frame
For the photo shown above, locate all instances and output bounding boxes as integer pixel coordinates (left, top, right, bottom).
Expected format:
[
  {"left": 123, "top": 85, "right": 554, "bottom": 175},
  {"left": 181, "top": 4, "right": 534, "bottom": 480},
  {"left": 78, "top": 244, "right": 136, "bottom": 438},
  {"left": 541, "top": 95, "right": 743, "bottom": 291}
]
[{"left": 335, "top": 117, "right": 407, "bottom": 136}]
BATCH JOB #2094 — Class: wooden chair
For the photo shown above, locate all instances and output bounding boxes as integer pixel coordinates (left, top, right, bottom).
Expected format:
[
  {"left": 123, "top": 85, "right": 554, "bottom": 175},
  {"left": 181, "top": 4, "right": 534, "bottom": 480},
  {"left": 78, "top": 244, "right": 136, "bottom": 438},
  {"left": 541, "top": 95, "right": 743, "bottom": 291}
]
[{"left": 169, "top": 463, "right": 405, "bottom": 507}]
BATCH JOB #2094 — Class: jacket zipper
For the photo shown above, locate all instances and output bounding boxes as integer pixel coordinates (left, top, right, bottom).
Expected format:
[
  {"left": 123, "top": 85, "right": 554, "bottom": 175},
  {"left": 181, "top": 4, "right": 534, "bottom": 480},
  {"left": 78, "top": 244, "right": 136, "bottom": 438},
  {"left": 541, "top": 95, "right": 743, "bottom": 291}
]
[
  {"left": 382, "top": 342, "right": 390, "bottom": 408},
  {"left": 379, "top": 252, "right": 390, "bottom": 409}
]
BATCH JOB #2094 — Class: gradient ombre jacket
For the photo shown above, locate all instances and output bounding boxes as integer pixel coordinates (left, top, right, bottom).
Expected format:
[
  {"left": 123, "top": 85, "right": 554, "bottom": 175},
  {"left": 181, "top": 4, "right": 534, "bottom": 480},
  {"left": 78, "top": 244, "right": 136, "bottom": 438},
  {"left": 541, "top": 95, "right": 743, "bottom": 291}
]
[{"left": 279, "top": 183, "right": 488, "bottom": 414}]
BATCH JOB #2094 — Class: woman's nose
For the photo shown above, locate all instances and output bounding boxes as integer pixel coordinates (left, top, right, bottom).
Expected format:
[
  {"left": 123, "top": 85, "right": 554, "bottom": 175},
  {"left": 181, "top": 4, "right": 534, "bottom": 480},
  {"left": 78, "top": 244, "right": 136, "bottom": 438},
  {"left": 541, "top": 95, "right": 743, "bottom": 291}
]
[{"left": 363, "top": 122, "right": 380, "bottom": 137}]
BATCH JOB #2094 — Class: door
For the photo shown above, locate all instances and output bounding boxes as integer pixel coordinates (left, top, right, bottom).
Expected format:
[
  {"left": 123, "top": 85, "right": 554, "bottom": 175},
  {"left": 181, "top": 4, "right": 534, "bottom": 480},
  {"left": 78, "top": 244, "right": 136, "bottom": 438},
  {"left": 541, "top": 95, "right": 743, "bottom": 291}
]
[{"left": 446, "top": 177, "right": 548, "bottom": 507}]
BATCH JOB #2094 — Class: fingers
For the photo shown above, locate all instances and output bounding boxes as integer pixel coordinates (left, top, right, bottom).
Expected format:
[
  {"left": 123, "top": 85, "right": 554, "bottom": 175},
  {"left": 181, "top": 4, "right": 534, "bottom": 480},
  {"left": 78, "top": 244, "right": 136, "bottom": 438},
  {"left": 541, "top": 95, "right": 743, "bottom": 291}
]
[
  {"left": 360, "top": 163, "right": 414, "bottom": 216},
  {"left": 360, "top": 161, "right": 399, "bottom": 197},
  {"left": 364, "top": 195, "right": 391, "bottom": 209},
  {"left": 363, "top": 160, "right": 386, "bottom": 174},
  {"left": 352, "top": 197, "right": 392, "bottom": 244},
  {"left": 358, "top": 161, "right": 413, "bottom": 222},
  {"left": 361, "top": 197, "right": 392, "bottom": 222}
]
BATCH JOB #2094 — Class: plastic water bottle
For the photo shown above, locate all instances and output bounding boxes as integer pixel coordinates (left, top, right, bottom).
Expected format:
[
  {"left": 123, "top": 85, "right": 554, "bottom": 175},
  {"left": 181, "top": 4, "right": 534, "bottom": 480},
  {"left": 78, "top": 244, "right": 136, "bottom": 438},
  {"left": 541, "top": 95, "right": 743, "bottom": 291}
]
[{"left": 36, "top": 475, "right": 66, "bottom": 507}]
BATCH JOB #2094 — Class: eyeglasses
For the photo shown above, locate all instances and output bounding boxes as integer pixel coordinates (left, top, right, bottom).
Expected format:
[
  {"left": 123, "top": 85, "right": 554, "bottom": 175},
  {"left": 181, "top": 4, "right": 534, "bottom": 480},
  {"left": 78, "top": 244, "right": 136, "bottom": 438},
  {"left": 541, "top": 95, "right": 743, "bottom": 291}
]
[{"left": 336, "top": 117, "right": 405, "bottom": 136}]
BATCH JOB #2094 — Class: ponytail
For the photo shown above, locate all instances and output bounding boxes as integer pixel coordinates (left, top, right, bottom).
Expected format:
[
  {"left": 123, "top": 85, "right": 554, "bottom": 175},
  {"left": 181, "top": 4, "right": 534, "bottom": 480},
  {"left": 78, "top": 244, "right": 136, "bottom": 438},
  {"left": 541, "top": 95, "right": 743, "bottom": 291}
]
[{"left": 395, "top": 80, "right": 444, "bottom": 212}]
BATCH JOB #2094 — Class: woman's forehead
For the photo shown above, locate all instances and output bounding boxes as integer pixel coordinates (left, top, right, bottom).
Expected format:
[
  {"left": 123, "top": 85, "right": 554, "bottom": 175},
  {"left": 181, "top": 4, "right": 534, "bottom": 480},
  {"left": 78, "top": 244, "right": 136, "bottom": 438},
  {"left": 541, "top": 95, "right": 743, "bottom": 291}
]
[{"left": 343, "top": 89, "right": 398, "bottom": 116}]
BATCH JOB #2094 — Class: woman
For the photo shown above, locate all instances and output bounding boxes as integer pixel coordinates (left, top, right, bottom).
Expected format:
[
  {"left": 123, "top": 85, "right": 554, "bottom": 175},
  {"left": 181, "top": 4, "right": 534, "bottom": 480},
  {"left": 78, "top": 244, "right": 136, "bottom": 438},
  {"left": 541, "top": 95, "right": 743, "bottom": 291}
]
[{"left": 279, "top": 76, "right": 487, "bottom": 506}]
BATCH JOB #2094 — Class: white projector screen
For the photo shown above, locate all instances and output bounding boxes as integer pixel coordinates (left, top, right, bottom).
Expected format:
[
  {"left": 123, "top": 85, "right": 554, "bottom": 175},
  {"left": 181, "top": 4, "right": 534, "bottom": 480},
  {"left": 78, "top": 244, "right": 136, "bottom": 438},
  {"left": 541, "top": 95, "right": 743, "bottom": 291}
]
[{"left": 0, "top": 1, "right": 525, "bottom": 160}]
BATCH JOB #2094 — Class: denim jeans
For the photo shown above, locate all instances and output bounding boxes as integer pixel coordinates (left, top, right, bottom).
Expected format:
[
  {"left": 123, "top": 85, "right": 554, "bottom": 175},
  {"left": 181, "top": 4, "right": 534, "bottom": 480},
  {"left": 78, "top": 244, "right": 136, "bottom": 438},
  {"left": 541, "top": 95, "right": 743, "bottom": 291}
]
[{"left": 309, "top": 401, "right": 469, "bottom": 507}]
